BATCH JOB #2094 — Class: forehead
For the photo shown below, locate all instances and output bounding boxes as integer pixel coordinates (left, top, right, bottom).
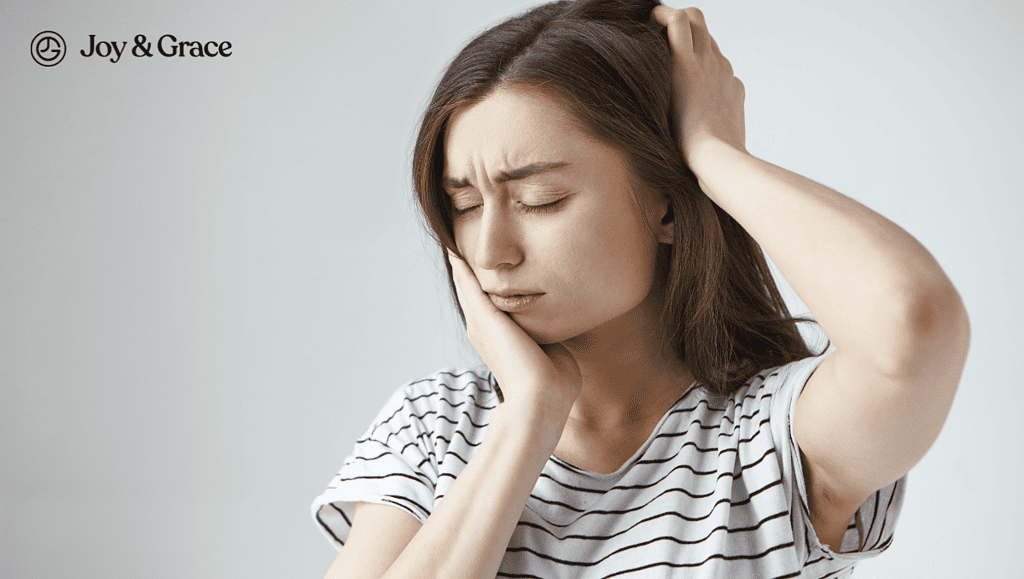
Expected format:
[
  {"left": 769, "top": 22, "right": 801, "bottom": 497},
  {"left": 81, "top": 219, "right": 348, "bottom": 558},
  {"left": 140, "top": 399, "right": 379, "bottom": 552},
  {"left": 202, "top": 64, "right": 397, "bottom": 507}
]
[{"left": 443, "top": 87, "right": 601, "bottom": 178}]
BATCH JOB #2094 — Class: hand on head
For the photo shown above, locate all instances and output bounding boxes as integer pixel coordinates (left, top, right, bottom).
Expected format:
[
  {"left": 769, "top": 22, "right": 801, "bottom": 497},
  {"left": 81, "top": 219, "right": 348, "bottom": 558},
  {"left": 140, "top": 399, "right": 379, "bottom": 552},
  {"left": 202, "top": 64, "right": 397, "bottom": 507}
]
[{"left": 650, "top": 6, "right": 747, "bottom": 165}]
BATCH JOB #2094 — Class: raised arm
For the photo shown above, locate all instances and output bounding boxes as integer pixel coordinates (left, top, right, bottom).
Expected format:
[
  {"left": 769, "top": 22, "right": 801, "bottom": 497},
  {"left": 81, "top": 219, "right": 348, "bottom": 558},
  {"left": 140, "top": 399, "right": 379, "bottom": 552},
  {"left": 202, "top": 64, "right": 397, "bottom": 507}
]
[
  {"left": 653, "top": 6, "right": 970, "bottom": 550},
  {"left": 326, "top": 251, "right": 582, "bottom": 579}
]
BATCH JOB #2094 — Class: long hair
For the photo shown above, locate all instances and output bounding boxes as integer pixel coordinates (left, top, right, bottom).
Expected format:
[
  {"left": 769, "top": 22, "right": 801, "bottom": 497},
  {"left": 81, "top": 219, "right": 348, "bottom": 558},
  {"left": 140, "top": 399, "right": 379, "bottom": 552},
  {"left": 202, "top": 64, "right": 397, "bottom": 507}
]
[{"left": 411, "top": 0, "right": 821, "bottom": 395}]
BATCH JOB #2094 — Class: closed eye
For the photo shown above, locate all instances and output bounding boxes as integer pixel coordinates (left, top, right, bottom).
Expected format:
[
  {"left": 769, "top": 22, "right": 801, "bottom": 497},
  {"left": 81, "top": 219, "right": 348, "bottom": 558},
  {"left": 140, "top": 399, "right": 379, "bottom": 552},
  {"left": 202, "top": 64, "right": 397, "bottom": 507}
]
[
  {"left": 521, "top": 197, "right": 566, "bottom": 213},
  {"left": 452, "top": 197, "right": 567, "bottom": 216}
]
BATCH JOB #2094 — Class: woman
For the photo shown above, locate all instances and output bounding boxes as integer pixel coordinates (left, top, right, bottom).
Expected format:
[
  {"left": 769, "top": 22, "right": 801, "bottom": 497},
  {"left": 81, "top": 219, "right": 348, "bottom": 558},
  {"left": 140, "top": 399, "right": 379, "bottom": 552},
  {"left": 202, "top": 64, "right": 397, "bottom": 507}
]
[{"left": 312, "top": 1, "right": 970, "bottom": 577}]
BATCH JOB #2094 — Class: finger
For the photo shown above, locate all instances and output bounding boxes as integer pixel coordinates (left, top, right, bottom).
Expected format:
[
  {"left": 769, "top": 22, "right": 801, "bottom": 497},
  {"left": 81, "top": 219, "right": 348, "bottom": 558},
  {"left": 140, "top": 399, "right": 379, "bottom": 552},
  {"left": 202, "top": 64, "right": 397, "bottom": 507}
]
[
  {"left": 711, "top": 37, "right": 733, "bottom": 76},
  {"left": 682, "top": 7, "right": 710, "bottom": 56},
  {"left": 651, "top": 5, "right": 695, "bottom": 56},
  {"left": 709, "top": 33, "right": 722, "bottom": 58},
  {"left": 446, "top": 249, "right": 470, "bottom": 314},
  {"left": 446, "top": 249, "right": 494, "bottom": 316}
]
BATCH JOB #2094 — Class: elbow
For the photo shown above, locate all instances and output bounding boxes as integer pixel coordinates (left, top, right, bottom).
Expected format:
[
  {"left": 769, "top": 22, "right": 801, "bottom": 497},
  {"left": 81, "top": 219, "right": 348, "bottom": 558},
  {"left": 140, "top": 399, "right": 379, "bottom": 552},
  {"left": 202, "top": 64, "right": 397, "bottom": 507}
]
[{"left": 873, "top": 278, "right": 971, "bottom": 381}]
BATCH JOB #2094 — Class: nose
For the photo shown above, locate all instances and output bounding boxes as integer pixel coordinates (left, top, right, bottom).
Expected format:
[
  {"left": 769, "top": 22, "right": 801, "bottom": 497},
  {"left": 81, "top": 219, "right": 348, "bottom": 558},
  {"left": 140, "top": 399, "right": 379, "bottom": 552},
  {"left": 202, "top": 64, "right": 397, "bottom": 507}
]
[{"left": 471, "top": 202, "right": 523, "bottom": 272}]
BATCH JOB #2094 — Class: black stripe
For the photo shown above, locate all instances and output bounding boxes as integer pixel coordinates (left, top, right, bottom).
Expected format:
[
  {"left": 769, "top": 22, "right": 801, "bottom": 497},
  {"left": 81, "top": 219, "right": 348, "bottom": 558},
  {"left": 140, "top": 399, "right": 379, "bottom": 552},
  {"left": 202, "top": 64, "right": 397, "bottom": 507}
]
[
  {"left": 868, "top": 479, "right": 899, "bottom": 551},
  {"left": 872, "top": 534, "right": 893, "bottom": 552},
  {"left": 527, "top": 476, "right": 783, "bottom": 528},
  {"left": 663, "top": 397, "right": 730, "bottom": 418},
  {"left": 408, "top": 371, "right": 500, "bottom": 403},
  {"left": 434, "top": 428, "right": 484, "bottom": 448},
  {"left": 652, "top": 418, "right": 725, "bottom": 440},
  {"left": 654, "top": 415, "right": 769, "bottom": 447},
  {"left": 315, "top": 504, "right": 345, "bottom": 546},
  {"left": 862, "top": 488, "right": 881, "bottom": 550},
  {"left": 381, "top": 494, "right": 430, "bottom": 519},
  {"left": 599, "top": 540, "right": 796, "bottom": 578},
  {"left": 806, "top": 552, "right": 828, "bottom": 566},
  {"left": 549, "top": 456, "right": 588, "bottom": 475},
  {"left": 408, "top": 368, "right": 491, "bottom": 388},
  {"left": 532, "top": 458, "right": 782, "bottom": 520},
  {"left": 636, "top": 426, "right": 766, "bottom": 468},
  {"left": 335, "top": 472, "right": 430, "bottom": 485},
  {"left": 376, "top": 403, "right": 407, "bottom": 431},
  {"left": 383, "top": 421, "right": 418, "bottom": 446},
  {"left": 369, "top": 389, "right": 495, "bottom": 435},
  {"left": 348, "top": 452, "right": 391, "bottom": 463},
  {"left": 424, "top": 391, "right": 497, "bottom": 414},
  {"left": 373, "top": 399, "right": 490, "bottom": 444},
  {"left": 333, "top": 502, "right": 352, "bottom": 527},
  {"left": 508, "top": 520, "right": 795, "bottom": 567},
  {"left": 436, "top": 449, "right": 473, "bottom": 472},
  {"left": 514, "top": 507, "right": 789, "bottom": 544},
  {"left": 800, "top": 497, "right": 833, "bottom": 561},
  {"left": 722, "top": 406, "right": 765, "bottom": 425},
  {"left": 398, "top": 431, "right": 433, "bottom": 455},
  {"left": 663, "top": 384, "right": 776, "bottom": 421},
  {"left": 541, "top": 444, "right": 778, "bottom": 507},
  {"left": 545, "top": 433, "right": 770, "bottom": 498}
]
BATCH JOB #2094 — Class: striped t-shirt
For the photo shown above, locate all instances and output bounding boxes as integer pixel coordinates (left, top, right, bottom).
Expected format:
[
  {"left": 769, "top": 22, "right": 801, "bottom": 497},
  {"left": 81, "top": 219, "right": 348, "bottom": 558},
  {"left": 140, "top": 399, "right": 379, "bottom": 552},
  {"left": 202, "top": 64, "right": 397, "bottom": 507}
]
[{"left": 312, "top": 353, "right": 906, "bottom": 578}]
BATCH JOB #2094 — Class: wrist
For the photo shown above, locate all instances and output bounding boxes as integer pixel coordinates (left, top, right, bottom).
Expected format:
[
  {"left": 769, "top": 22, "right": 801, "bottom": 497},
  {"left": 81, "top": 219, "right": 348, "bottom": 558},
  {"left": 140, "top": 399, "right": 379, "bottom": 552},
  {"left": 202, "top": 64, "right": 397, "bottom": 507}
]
[
  {"left": 489, "top": 398, "right": 569, "bottom": 453},
  {"left": 684, "top": 138, "right": 754, "bottom": 200}
]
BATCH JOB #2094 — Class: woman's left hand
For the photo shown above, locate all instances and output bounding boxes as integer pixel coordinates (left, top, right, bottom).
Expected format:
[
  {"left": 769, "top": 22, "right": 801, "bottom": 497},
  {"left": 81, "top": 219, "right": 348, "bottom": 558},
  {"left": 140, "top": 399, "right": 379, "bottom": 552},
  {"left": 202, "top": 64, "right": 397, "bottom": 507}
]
[{"left": 651, "top": 6, "right": 747, "bottom": 165}]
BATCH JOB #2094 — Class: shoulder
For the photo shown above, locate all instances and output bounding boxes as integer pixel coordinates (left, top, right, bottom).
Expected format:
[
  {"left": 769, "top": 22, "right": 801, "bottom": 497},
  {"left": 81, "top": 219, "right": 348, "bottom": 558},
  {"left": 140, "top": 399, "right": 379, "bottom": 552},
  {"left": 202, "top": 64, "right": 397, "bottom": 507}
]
[
  {"left": 747, "top": 354, "right": 830, "bottom": 401},
  {"left": 690, "top": 356, "right": 827, "bottom": 423},
  {"left": 404, "top": 366, "right": 500, "bottom": 407},
  {"left": 361, "top": 366, "right": 500, "bottom": 443},
  {"left": 396, "top": 366, "right": 500, "bottom": 420},
  {"left": 730, "top": 353, "right": 832, "bottom": 424}
]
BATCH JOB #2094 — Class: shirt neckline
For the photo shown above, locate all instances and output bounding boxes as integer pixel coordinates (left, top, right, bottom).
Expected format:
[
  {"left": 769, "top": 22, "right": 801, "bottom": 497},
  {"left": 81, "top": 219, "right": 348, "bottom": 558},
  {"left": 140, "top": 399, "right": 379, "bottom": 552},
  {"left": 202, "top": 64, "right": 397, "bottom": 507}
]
[{"left": 546, "top": 379, "right": 701, "bottom": 481}]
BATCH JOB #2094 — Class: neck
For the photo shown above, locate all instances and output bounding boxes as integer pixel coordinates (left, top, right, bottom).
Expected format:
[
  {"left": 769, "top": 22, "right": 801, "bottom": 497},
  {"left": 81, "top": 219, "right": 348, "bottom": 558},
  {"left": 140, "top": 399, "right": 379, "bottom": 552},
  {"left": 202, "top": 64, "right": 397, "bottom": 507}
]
[{"left": 560, "top": 284, "right": 693, "bottom": 432}]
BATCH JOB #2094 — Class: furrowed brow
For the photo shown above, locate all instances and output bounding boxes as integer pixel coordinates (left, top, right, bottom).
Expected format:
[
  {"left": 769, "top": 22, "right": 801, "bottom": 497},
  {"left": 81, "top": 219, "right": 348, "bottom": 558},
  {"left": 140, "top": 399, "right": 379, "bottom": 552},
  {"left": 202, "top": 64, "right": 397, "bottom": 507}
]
[{"left": 442, "top": 162, "right": 570, "bottom": 191}]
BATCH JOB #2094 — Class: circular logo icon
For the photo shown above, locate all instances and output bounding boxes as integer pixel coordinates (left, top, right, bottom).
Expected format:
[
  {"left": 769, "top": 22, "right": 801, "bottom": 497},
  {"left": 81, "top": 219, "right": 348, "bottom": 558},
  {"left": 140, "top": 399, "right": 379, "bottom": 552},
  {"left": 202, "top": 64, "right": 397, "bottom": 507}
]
[{"left": 31, "top": 31, "right": 66, "bottom": 67}]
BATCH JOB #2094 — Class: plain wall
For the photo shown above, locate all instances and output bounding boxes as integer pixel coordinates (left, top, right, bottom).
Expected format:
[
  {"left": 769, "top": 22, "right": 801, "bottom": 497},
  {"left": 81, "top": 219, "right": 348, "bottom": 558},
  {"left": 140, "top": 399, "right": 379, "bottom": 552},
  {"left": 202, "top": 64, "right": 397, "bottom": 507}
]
[{"left": 1, "top": 0, "right": 1020, "bottom": 577}]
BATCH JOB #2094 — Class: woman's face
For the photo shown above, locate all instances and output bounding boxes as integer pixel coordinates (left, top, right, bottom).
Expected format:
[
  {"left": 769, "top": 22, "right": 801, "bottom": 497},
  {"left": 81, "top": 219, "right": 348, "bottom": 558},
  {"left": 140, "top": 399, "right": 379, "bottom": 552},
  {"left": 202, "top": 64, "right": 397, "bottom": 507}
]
[{"left": 444, "top": 87, "right": 672, "bottom": 345}]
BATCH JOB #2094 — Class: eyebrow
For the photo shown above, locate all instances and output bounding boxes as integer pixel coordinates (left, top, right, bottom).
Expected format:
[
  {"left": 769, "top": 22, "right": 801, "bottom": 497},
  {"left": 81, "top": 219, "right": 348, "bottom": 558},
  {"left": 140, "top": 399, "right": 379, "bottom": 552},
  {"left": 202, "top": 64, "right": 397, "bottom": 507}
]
[{"left": 442, "top": 161, "right": 571, "bottom": 190}]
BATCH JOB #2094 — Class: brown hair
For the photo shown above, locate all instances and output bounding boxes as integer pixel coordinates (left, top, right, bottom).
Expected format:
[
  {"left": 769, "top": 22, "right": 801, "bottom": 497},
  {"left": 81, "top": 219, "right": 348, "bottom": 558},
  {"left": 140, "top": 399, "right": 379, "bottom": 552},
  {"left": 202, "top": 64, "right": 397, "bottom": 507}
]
[{"left": 411, "top": 0, "right": 822, "bottom": 395}]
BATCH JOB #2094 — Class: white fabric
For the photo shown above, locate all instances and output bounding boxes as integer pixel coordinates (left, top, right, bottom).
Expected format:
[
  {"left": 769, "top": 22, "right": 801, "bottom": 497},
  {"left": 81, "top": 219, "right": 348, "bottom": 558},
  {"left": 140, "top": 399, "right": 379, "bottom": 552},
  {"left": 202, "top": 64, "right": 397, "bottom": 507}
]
[{"left": 312, "top": 352, "right": 906, "bottom": 578}]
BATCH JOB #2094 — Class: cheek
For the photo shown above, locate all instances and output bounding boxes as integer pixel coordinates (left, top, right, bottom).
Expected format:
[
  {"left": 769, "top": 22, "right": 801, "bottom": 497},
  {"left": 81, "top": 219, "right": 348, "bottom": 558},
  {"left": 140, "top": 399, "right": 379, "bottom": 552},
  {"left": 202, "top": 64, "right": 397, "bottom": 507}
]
[
  {"left": 560, "top": 208, "right": 658, "bottom": 305},
  {"left": 452, "top": 220, "right": 473, "bottom": 257}
]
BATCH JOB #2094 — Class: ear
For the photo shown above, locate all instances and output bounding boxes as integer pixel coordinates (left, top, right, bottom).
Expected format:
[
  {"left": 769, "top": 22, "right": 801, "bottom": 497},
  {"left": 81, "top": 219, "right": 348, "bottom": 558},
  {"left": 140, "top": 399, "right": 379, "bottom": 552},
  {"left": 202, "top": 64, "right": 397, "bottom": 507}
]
[{"left": 656, "top": 200, "right": 675, "bottom": 244}]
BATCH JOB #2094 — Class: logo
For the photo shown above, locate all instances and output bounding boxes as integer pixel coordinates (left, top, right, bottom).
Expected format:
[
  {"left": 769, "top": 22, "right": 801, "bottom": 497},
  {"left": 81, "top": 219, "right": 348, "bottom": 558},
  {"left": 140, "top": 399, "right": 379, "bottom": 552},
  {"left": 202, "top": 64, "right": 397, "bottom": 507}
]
[{"left": 31, "top": 31, "right": 66, "bottom": 67}]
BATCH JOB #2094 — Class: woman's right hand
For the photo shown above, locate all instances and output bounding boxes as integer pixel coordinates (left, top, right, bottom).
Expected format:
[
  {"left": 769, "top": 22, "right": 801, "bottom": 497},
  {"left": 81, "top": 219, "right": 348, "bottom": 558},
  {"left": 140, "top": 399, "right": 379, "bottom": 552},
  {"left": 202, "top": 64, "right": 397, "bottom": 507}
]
[{"left": 447, "top": 249, "right": 582, "bottom": 421}]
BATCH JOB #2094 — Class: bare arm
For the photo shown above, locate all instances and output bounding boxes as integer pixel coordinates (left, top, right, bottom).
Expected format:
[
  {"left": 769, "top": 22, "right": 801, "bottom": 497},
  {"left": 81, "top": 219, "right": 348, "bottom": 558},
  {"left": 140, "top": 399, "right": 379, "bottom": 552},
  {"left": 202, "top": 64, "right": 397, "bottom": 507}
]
[
  {"left": 691, "top": 139, "right": 969, "bottom": 548},
  {"left": 653, "top": 6, "right": 970, "bottom": 550},
  {"left": 325, "top": 251, "right": 582, "bottom": 579},
  {"left": 325, "top": 503, "right": 421, "bottom": 579},
  {"left": 326, "top": 401, "right": 565, "bottom": 579}
]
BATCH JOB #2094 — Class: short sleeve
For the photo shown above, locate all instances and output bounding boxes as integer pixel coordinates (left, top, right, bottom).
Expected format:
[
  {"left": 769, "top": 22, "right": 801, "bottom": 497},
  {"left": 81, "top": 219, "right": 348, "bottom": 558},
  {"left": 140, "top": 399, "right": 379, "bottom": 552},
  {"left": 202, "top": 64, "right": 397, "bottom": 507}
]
[
  {"left": 766, "top": 351, "right": 908, "bottom": 570},
  {"left": 310, "top": 382, "right": 439, "bottom": 548}
]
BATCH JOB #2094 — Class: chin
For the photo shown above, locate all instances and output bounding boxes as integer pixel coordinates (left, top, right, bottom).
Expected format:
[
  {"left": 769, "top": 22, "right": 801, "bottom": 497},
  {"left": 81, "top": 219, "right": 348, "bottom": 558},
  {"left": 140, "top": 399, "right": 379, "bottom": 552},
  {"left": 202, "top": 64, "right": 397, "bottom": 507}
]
[
  {"left": 515, "top": 314, "right": 607, "bottom": 347},
  {"left": 520, "top": 324, "right": 567, "bottom": 346}
]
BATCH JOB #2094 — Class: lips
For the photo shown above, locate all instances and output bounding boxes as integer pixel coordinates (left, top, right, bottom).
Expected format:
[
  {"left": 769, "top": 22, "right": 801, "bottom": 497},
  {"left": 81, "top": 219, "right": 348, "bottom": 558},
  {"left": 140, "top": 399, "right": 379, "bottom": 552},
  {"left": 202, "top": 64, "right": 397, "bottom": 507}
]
[
  {"left": 486, "top": 292, "right": 543, "bottom": 313},
  {"left": 487, "top": 291, "right": 541, "bottom": 298},
  {"left": 484, "top": 288, "right": 543, "bottom": 298}
]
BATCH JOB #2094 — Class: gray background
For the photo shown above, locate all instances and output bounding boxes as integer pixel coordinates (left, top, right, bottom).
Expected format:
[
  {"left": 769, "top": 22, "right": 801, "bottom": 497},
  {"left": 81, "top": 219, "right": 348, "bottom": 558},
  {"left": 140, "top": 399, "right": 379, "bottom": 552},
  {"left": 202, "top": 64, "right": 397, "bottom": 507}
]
[{"left": 1, "top": 0, "right": 1020, "bottom": 577}]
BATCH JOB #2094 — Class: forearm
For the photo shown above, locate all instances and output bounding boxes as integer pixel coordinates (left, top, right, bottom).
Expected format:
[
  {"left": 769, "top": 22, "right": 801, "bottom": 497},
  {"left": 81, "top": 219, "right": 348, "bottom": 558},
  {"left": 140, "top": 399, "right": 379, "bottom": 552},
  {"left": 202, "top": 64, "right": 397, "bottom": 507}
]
[
  {"left": 381, "top": 401, "right": 565, "bottom": 579},
  {"left": 689, "top": 139, "right": 963, "bottom": 373}
]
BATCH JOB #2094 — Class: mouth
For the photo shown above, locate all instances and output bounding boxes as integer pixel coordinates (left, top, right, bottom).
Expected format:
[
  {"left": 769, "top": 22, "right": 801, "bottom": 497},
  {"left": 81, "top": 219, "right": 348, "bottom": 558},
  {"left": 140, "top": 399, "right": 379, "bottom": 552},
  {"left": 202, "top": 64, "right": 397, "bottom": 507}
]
[{"left": 486, "top": 293, "right": 543, "bottom": 312}]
